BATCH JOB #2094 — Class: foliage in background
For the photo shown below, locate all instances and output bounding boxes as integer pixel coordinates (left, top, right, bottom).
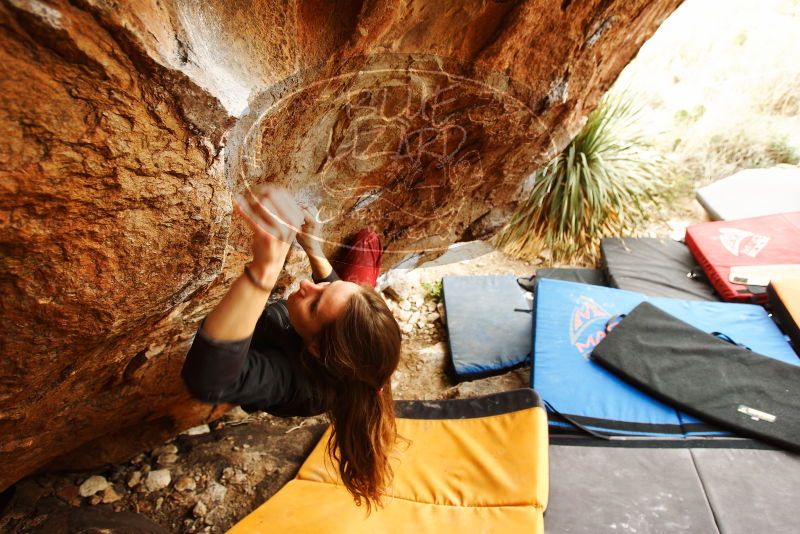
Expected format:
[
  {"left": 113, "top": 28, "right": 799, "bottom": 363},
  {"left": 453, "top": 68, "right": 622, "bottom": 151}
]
[
  {"left": 492, "top": 94, "right": 671, "bottom": 264},
  {"left": 758, "top": 71, "right": 800, "bottom": 118},
  {"left": 421, "top": 280, "right": 443, "bottom": 301},
  {"left": 676, "top": 131, "right": 799, "bottom": 186},
  {"left": 611, "top": 0, "right": 800, "bottom": 189}
]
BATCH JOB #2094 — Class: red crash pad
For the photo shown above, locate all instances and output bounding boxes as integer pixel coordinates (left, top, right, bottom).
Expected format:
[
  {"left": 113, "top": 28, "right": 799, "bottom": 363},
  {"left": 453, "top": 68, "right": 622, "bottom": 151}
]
[{"left": 685, "top": 212, "right": 800, "bottom": 303}]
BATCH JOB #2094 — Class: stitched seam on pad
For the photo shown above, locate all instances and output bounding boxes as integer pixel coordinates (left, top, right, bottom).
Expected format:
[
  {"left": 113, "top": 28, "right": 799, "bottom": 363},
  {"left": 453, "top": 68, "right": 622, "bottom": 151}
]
[
  {"left": 294, "top": 478, "right": 544, "bottom": 510},
  {"left": 688, "top": 448, "right": 723, "bottom": 534}
]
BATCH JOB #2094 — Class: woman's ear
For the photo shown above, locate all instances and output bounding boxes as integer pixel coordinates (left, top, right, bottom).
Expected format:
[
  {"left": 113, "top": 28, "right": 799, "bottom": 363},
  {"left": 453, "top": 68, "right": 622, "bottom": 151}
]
[{"left": 307, "top": 340, "right": 321, "bottom": 359}]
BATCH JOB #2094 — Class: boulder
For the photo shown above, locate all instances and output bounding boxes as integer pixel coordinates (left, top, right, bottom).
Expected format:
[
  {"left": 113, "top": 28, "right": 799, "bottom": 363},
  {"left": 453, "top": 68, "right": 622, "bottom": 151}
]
[{"left": 0, "top": 0, "right": 681, "bottom": 491}]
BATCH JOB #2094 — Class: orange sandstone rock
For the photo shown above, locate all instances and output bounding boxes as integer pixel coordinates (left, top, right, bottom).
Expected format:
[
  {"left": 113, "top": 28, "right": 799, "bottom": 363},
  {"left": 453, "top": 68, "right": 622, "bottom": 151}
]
[{"left": 0, "top": 0, "right": 681, "bottom": 491}]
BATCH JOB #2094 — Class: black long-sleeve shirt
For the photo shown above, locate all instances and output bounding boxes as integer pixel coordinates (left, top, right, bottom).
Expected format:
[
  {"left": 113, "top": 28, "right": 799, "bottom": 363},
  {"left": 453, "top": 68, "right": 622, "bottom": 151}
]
[{"left": 181, "top": 270, "right": 339, "bottom": 417}]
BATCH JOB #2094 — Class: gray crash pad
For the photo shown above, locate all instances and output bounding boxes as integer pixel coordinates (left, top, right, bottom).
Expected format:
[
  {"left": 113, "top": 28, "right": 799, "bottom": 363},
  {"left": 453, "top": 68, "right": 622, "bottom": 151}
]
[
  {"left": 696, "top": 166, "right": 800, "bottom": 221},
  {"left": 546, "top": 445, "right": 719, "bottom": 533},
  {"left": 691, "top": 448, "right": 800, "bottom": 534},
  {"left": 442, "top": 275, "right": 531, "bottom": 379}
]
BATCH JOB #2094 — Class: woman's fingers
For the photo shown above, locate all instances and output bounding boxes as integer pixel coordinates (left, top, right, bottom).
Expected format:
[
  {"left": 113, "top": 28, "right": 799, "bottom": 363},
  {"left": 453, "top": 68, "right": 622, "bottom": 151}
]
[
  {"left": 245, "top": 189, "right": 278, "bottom": 227},
  {"left": 301, "top": 205, "right": 320, "bottom": 226},
  {"left": 270, "top": 188, "right": 304, "bottom": 230},
  {"left": 243, "top": 185, "right": 304, "bottom": 243},
  {"left": 233, "top": 196, "right": 265, "bottom": 235}
]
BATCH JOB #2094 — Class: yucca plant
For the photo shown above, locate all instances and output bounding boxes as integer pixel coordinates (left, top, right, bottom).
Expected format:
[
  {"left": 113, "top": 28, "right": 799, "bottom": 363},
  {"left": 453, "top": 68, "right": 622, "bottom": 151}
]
[{"left": 493, "top": 94, "right": 671, "bottom": 264}]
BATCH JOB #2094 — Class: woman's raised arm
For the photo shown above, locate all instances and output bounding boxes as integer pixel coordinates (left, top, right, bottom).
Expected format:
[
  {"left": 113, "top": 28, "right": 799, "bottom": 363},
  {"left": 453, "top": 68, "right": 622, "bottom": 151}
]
[
  {"left": 201, "top": 186, "right": 305, "bottom": 342},
  {"left": 296, "top": 204, "right": 338, "bottom": 283}
]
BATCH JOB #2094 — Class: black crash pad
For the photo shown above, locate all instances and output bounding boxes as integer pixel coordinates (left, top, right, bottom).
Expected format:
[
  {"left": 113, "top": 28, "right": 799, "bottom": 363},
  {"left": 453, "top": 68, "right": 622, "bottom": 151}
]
[
  {"left": 592, "top": 302, "right": 800, "bottom": 452},
  {"left": 600, "top": 237, "right": 719, "bottom": 301}
]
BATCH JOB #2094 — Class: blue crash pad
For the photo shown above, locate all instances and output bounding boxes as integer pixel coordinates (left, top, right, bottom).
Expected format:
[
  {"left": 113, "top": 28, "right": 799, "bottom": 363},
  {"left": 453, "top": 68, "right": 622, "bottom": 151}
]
[
  {"left": 443, "top": 275, "right": 531, "bottom": 379},
  {"left": 532, "top": 279, "right": 798, "bottom": 437}
]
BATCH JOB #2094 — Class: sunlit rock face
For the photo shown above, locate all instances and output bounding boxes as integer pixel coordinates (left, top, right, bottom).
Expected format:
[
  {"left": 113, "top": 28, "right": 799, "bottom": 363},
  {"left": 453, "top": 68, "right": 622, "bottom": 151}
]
[{"left": 0, "top": 0, "right": 681, "bottom": 490}]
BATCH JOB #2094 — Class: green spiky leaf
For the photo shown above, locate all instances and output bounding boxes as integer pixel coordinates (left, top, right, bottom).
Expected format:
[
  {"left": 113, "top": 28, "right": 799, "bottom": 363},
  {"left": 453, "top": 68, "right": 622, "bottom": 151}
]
[{"left": 493, "top": 93, "right": 672, "bottom": 264}]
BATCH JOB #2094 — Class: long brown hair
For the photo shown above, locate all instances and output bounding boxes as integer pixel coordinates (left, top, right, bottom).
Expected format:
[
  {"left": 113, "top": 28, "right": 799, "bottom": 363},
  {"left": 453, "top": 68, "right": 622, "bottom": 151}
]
[{"left": 303, "top": 285, "right": 402, "bottom": 511}]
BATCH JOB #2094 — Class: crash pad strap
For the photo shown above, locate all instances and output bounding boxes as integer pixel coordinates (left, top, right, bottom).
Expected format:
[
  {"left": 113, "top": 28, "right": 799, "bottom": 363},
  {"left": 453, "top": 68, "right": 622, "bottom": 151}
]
[{"left": 592, "top": 302, "right": 800, "bottom": 452}]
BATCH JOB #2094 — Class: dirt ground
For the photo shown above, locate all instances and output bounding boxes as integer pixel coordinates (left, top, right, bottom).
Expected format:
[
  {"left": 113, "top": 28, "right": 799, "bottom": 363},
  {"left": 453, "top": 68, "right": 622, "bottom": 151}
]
[{"left": 0, "top": 194, "right": 707, "bottom": 533}]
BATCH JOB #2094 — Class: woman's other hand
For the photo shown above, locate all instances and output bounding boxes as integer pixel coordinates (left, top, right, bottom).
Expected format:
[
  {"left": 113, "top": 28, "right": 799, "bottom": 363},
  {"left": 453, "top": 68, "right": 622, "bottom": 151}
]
[
  {"left": 235, "top": 185, "right": 304, "bottom": 282},
  {"left": 296, "top": 203, "right": 334, "bottom": 280},
  {"left": 296, "top": 204, "right": 324, "bottom": 257}
]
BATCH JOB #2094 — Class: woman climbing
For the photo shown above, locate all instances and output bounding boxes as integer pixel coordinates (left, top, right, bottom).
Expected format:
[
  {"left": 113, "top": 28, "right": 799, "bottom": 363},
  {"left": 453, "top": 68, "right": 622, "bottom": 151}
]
[{"left": 181, "top": 185, "right": 401, "bottom": 511}]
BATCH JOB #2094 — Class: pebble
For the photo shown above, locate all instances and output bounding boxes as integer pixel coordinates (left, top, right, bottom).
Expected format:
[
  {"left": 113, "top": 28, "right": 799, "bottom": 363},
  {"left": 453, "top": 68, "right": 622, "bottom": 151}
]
[
  {"left": 400, "top": 323, "right": 413, "bottom": 334},
  {"left": 408, "top": 311, "right": 420, "bottom": 325},
  {"left": 153, "top": 444, "right": 178, "bottom": 456},
  {"left": 89, "top": 495, "right": 102, "bottom": 505},
  {"left": 205, "top": 481, "right": 227, "bottom": 503},
  {"left": 137, "top": 499, "right": 152, "bottom": 513},
  {"left": 437, "top": 302, "right": 446, "bottom": 321},
  {"left": 79, "top": 475, "right": 109, "bottom": 497},
  {"left": 127, "top": 471, "right": 142, "bottom": 488},
  {"left": 225, "top": 406, "right": 250, "bottom": 421},
  {"left": 101, "top": 486, "right": 122, "bottom": 504},
  {"left": 157, "top": 453, "right": 178, "bottom": 465},
  {"left": 175, "top": 475, "right": 197, "bottom": 492},
  {"left": 396, "top": 309, "right": 412, "bottom": 322},
  {"left": 410, "top": 294, "right": 424, "bottom": 306},
  {"left": 399, "top": 300, "right": 411, "bottom": 311},
  {"left": 182, "top": 424, "right": 211, "bottom": 436},
  {"left": 193, "top": 500, "right": 208, "bottom": 518},
  {"left": 145, "top": 469, "right": 171, "bottom": 491},
  {"left": 426, "top": 312, "right": 439, "bottom": 322},
  {"left": 155, "top": 497, "right": 164, "bottom": 511},
  {"left": 232, "top": 470, "right": 248, "bottom": 485}
]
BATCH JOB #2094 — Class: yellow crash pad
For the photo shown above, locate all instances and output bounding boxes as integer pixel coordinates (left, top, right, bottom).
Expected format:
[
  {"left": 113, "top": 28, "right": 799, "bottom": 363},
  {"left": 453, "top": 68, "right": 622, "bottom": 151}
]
[{"left": 228, "top": 389, "right": 549, "bottom": 533}]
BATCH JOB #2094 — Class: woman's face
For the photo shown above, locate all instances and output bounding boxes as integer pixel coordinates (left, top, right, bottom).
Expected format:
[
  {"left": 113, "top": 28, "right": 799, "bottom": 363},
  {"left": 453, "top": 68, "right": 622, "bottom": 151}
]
[{"left": 286, "top": 279, "right": 360, "bottom": 347}]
